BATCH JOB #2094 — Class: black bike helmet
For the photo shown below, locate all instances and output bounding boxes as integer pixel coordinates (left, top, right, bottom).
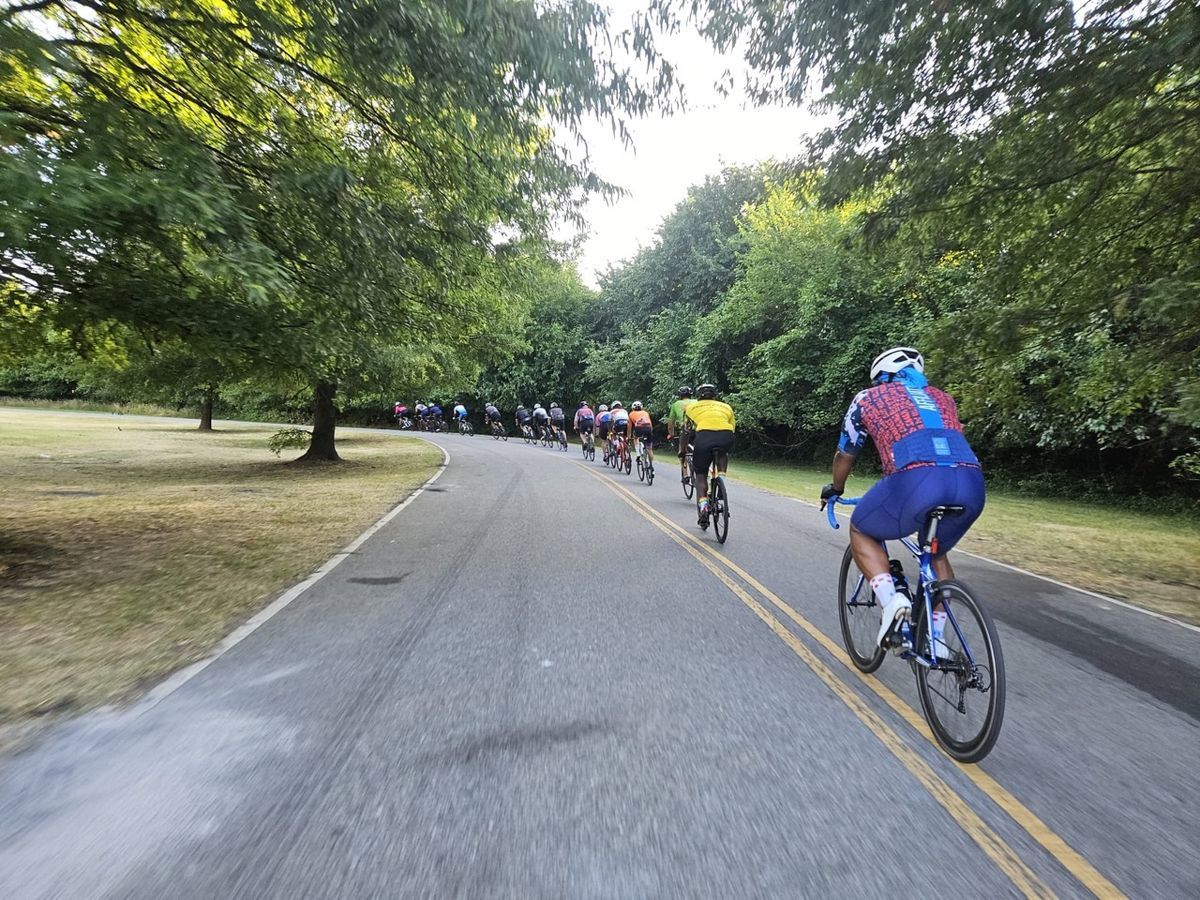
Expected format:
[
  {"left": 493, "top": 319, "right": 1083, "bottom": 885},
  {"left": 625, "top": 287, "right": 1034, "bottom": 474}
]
[
  {"left": 697, "top": 383, "right": 717, "bottom": 399},
  {"left": 678, "top": 385, "right": 692, "bottom": 398}
]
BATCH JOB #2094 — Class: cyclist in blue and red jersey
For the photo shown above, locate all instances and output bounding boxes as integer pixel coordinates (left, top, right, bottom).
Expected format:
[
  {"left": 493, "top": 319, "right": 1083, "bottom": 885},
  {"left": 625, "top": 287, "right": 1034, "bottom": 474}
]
[{"left": 820, "top": 347, "right": 985, "bottom": 647}]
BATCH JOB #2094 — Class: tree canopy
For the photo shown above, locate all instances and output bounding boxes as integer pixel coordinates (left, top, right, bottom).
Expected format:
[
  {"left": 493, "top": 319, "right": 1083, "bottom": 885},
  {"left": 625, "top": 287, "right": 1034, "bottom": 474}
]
[{"left": 1, "top": 0, "right": 677, "bottom": 455}]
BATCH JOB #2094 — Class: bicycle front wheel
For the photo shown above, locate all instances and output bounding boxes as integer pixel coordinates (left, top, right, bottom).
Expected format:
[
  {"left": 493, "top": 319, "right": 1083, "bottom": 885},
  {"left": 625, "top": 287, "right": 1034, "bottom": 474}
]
[
  {"left": 838, "top": 546, "right": 886, "bottom": 673},
  {"left": 915, "top": 581, "right": 1006, "bottom": 763},
  {"left": 712, "top": 477, "right": 729, "bottom": 543}
]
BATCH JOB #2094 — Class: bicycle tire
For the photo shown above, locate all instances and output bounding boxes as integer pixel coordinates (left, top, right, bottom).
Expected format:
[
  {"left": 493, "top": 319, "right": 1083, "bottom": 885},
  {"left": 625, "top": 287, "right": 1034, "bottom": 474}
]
[
  {"left": 623, "top": 452, "right": 632, "bottom": 475},
  {"left": 712, "top": 477, "right": 729, "bottom": 543},
  {"left": 837, "top": 546, "right": 886, "bottom": 673},
  {"left": 646, "top": 461, "right": 654, "bottom": 486},
  {"left": 636, "top": 456, "right": 645, "bottom": 482},
  {"left": 683, "top": 455, "right": 694, "bottom": 499},
  {"left": 914, "top": 580, "right": 1006, "bottom": 763}
]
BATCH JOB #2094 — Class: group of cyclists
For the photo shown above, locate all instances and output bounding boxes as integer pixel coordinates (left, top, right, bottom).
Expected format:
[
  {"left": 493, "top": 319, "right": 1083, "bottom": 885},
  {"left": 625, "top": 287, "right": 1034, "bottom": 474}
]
[
  {"left": 394, "top": 347, "right": 984, "bottom": 652},
  {"left": 392, "top": 401, "right": 470, "bottom": 433},
  {"left": 470, "top": 385, "right": 737, "bottom": 530}
]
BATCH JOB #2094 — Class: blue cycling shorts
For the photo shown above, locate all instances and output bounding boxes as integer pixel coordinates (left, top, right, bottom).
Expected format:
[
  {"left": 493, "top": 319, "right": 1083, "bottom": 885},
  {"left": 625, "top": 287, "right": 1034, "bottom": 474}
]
[{"left": 851, "top": 465, "right": 985, "bottom": 552}]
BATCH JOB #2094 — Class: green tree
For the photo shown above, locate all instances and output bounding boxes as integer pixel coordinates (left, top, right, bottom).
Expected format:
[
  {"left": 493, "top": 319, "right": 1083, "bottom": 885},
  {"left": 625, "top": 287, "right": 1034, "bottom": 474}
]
[{"left": 2, "top": 0, "right": 679, "bottom": 458}]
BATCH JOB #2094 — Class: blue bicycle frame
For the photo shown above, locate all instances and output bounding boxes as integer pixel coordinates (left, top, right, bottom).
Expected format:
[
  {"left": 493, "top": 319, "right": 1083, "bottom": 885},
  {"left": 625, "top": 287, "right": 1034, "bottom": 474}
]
[{"left": 826, "top": 496, "right": 977, "bottom": 671}]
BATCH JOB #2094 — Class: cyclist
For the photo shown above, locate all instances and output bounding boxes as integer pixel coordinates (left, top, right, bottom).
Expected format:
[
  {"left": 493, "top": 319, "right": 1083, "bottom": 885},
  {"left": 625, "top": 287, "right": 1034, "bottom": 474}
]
[
  {"left": 393, "top": 401, "right": 407, "bottom": 424},
  {"left": 609, "top": 401, "right": 630, "bottom": 462},
  {"left": 515, "top": 404, "right": 532, "bottom": 438},
  {"left": 820, "top": 347, "right": 985, "bottom": 648},
  {"left": 627, "top": 401, "right": 654, "bottom": 468},
  {"left": 548, "top": 402, "right": 566, "bottom": 443},
  {"left": 596, "top": 404, "right": 612, "bottom": 457},
  {"left": 666, "top": 386, "right": 696, "bottom": 484},
  {"left": 575, "top": 401, "right": 595, "bottom": 451},
  {"left": 415, "top": 401, "right": 427, "bottom": 423},
  {"left": 485, "top": 401, "right": 502, "bottom": 434},
  {"left": 453, "top": 401, "right": 469, "bottom": 427},
  {"left": 531, "top": 402, "right": 550, "bottom": 440},
  {"left": 684, "top": 384, "right": 735, "bottom": 526},
  {"left": 426, "top": 401, "right": 444, "bottom": 430}
]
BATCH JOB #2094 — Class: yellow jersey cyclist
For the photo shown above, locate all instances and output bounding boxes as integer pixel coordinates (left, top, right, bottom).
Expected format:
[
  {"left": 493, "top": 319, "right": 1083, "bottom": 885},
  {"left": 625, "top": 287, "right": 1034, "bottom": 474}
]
[
  {"left": 684, "top": 384, "right": 735, "bottom": 525},
  {"left": 666, "top": 385, "right": 696, "bottom": 484}
]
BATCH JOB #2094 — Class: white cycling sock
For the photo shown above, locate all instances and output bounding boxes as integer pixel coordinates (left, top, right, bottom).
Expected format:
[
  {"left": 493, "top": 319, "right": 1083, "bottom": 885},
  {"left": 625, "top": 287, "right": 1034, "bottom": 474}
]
[
  {"left": 870, "top": 573, "right": 896, "bottom": 605},
  {"left": 931, "top": 610, "right": 950, "bottom": 659}
]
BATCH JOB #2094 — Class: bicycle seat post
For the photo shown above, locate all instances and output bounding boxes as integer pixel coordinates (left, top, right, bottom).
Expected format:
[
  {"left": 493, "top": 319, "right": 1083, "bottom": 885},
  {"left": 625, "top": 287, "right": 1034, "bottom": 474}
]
[{"left": 924, "top": 509, "right": 942, "bottom": 556}]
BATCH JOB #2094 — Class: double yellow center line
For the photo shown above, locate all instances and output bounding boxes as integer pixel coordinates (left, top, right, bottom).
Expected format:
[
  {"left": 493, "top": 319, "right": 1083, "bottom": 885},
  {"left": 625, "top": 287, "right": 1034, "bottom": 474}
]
[{"left": 581, "top": 464, "right": 1125, "bottom": 900}]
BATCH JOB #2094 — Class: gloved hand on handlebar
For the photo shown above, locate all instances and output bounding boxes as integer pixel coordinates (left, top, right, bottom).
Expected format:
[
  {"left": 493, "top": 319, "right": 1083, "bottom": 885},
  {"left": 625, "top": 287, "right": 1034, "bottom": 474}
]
[{"left": 819, "top": 483, "right": 844, "bottom": 510}]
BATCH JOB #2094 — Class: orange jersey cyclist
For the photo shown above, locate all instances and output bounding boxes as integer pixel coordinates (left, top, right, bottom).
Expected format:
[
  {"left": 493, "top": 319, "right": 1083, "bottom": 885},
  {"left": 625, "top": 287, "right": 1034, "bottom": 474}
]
[{"left": 626, "top": 401, "right": 654, "bottom": 467}]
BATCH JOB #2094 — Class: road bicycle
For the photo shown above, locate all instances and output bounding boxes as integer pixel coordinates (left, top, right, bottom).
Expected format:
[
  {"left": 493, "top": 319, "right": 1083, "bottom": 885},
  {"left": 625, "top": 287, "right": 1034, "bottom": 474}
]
[
  {"left": 692, "top": 451, "right": 729, "bottom": 543},
  {"left": 634, "top": 435, "right": 655, "bottom": 485},
  {"left": 540, "top": 424, "right": 555, "bottom": 448},
  {"left": 555, "top": 424, "right": 568, "bottom": 451},
  {"left": 678, "top": 441, "right": 694, "bottom": 499},
  {"left": 396, "top": 416, "right": 414, "bottom": 431},
  {"left": 457, "top": 418, "right": 473, "bottom": 436},
  {"left": 521, "top": 423, "right": 535, "bottom": 443},
  {"left": 825, "top": 497, "right": 1006, "bottom": 763},
  {"left": 610, "top": 433, "right": 632, "bottom": 475},
  {"left": 580, "top": 430, "right": 595, "bottom": 461},
  {"left": 490, "top": 421, "right": 508, "bottom": 441}
]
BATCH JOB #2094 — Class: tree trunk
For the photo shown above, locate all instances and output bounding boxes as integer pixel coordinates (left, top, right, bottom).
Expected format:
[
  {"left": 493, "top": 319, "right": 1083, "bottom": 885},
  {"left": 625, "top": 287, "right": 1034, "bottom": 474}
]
[
  {"left": 300, "top": 380, "right": 340, "bottom": 461},
  {"left": 198, "top": 386, "right": 215, "bottom": 431}
]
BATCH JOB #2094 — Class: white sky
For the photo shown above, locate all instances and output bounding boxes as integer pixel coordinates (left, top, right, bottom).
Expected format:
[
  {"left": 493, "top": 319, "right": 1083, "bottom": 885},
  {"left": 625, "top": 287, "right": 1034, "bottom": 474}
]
[{"left": 566, "top": 2, "right": 829, "bottom": 287}]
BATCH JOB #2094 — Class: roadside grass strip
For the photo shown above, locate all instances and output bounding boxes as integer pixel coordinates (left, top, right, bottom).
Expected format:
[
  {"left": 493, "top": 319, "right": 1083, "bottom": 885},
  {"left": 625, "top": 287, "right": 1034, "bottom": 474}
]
[{"left": 0, "top": 410, "right": 441, "bottom": 730}]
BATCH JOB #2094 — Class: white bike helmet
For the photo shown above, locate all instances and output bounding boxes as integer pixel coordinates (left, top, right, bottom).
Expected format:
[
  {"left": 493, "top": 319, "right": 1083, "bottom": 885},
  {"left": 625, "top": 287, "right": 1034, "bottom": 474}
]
[
  {"left": 870, "top": 347, "right": 925, "bottom": 382},
  {"left": 534, "top": 402, "right": 543, "bottom": 410},
  {"left": 611, "top": 401, "right": 623, "bottom": 409},
  {"left": 631, "top": 401, "right": 643, "bottom": 410},
  {"left": 598, "top": 404, "right": 608, "bottom": 412}
]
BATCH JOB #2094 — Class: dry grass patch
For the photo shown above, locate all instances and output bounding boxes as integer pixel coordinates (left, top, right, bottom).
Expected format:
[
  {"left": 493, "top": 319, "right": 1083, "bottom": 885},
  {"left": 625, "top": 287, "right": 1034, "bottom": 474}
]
[
  {"left": 729, "top": 459, "right": 1200, "bottom": 625},
  {"left": 0, "top": 409, "right": 440, "bottom": 726}
]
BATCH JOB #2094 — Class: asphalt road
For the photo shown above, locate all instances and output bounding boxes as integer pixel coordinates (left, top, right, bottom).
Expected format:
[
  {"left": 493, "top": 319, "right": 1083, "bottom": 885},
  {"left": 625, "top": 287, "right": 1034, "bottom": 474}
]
[{"left": 1, "top": 423, "right": 1197, "bottom": 899}]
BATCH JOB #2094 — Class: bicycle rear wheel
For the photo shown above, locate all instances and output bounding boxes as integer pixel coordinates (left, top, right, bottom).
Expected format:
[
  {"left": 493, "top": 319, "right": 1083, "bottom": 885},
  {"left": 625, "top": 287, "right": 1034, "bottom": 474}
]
[
  {"left": 623, "top": 452, "right": 632, "bottom": 475},
  {"left": 712, "top": 477, "right": 729, "bottom": 543},
  {"left": 683, "top": 455, "right": 694, "bottom": 499},
  {"left": 646, "top": 460, "right": 654, "bottom": 486},
  {"left": 636, "top": 456, "right": 645, "bottom": 481},
  {"left": 914, "top": 581, "right": 1006, "bottom": 763},
  {"left": 837, "top": 546, "right": 886, "bottom": 673}
]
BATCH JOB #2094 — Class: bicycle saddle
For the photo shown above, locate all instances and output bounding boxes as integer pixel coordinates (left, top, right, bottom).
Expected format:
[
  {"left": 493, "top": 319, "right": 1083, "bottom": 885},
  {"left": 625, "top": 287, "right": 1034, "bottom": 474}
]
[{"left": 929, "top": 505, "right": 967, "bottom": 518}]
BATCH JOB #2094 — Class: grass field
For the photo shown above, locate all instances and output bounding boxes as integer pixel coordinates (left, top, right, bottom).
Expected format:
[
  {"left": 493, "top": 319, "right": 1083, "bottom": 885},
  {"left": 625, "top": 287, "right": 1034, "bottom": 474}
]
[
  {"left": 0, "top": 409, "right": 440, "bottom": 730},
  {"left": 729, "top": 460, "right": 1200, "bottom": 625}
]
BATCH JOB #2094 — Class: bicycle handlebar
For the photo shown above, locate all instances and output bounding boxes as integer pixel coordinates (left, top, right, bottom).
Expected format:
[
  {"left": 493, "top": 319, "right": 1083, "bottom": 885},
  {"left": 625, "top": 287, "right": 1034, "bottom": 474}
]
[{"left": 825, "top": 495, "right": 860, "bottom": 530}]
